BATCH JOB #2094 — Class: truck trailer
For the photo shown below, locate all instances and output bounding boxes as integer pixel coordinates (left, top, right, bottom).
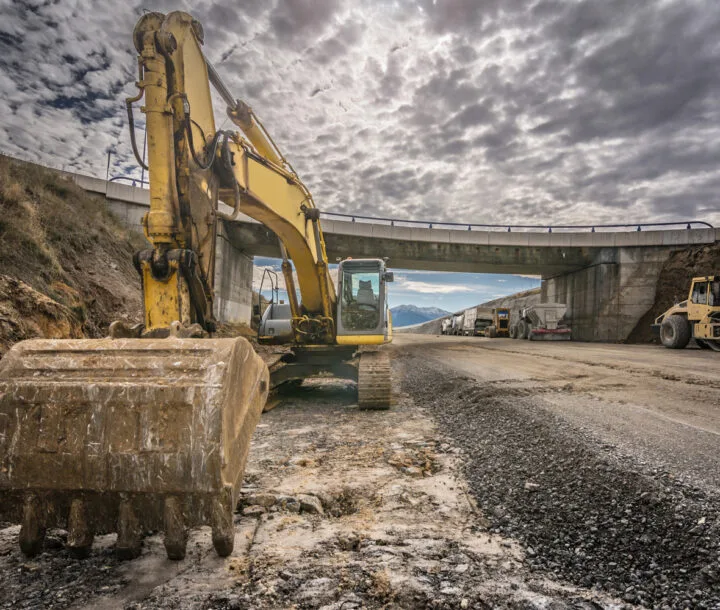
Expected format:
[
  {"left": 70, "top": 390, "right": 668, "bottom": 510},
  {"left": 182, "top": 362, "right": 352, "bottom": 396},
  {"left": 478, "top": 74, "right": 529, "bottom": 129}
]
[
  {"left": 510, "top": 304, "right": 571, "bottom": 340},
  {"left": 451, "top": 313, "right": 465, "bottom": 335}
]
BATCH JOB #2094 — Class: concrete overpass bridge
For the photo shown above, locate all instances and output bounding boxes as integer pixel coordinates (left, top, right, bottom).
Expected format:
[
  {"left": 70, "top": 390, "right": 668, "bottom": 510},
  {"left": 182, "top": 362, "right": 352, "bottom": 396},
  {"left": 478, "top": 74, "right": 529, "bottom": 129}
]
[{"left": 75, "top": 173, "right": 718, "bottom": 342}]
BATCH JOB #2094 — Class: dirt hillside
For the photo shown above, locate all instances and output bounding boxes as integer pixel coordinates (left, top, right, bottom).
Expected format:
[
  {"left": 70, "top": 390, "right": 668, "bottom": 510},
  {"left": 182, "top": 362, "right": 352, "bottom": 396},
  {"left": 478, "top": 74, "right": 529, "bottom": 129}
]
[
  {"left": 0, "top": 156, "right": 144, "bottom": 358},
  {"left": 627, "top": 242, "right": 720, "bottom": 343}
]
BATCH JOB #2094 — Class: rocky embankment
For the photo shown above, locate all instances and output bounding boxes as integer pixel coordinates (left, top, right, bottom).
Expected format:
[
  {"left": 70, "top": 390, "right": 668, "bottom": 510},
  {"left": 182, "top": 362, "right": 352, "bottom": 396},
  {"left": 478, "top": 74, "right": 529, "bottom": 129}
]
[{"left": 0, "top": 156, "right": 143, "bottom": 357}]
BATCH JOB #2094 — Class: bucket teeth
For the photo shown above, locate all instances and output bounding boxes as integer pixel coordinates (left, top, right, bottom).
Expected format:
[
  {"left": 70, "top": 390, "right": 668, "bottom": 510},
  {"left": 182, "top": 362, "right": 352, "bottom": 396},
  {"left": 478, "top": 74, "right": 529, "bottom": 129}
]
[
  {"left": 211, "top": 493, "right": 234, "bottom": 558},
  {"left": 0, "top": 336, "right": 269, "bottom": 560},
  {"left": 19, "top": 494, "right": 45, "bottom": 557},
  {"left": 116, "top": 499, "right": 142, "bottom": 560},
  {"left": 67, "top": 498, "right": 93, "bottom": 558},
  {"left": 163, "top": 496, "right": 188, "bottom": 561}
]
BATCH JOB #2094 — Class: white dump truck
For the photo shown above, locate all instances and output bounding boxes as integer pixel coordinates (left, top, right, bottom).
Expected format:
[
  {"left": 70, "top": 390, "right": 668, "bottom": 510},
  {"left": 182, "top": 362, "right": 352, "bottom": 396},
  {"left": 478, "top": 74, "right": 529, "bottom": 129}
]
[
  {"left": 509, "top": 304, "right": 571, "bottom": 340},
  {"left": 440, "top": 318, "right": 452, "bottom": 335}
]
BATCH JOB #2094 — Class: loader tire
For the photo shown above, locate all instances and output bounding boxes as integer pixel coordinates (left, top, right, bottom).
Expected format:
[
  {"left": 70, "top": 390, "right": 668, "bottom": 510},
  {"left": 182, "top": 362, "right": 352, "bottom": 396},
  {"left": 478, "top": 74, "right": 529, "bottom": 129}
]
[
  {"left": 660, "top": 315, "right": 691, "bottom": 349},
  {"left": 696, "top": 339, "right": 711, "bottom": 350},
  {"left": 707, "top": 340, "right": 720, "bottom": 352},
  {"left": 486, "top": 326, "right": 498, "bottom": 338},
  {"left": 517, "top": 319, "right": 528, "bottom": 340}
]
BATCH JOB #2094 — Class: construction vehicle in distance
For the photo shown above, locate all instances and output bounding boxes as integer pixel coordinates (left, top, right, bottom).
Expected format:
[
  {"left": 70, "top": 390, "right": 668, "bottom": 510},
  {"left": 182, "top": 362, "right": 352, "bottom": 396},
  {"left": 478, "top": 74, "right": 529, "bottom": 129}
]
[
  {"left": 458, "top": 306, "right": 489, "bottom": 336},
  {"left": 460, "top": 307, "right": 480, "bottom": 336},
  {"left": 652, "top": 276, "right": 720, "bottom": 351},
  {"left": 441, "top": 306, "right": 511, "bottom": 337},
  {"left": 0, "top": 11, "right": 393, "bottom": 563},
  {"left": 509, "top": 304, "right": 571, "bottom": 341},
  {"left": 484, "top": 308, "right": 510, "bottom": 338},
  {"left": 450, "top": 312, "right": 465, "bottom": 335}
]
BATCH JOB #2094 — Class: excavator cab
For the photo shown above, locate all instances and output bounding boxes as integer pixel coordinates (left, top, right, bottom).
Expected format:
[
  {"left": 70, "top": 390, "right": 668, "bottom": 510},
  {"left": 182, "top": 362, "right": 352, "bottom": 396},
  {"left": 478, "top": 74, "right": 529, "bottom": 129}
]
[{"left": 336, "top": 258, "right": 393, "bottom": 345}]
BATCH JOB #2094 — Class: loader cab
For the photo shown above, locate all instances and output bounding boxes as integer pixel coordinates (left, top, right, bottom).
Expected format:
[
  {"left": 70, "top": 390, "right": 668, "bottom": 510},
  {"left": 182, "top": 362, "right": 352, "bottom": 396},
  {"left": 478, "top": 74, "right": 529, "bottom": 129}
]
[
  {"left": 688, "top": 276, "right": 720, "bottom": 321},
  {"left": 494, "top": 308, "right": 510, "bottom": 335},
  {"left": 336, "top": 258, "right": 393, "bottom": 344}
]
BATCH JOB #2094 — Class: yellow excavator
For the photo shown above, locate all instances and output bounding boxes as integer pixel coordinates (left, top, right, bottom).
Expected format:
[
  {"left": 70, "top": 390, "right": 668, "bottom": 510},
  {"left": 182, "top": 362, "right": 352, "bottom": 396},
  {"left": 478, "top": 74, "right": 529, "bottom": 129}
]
[{"left": 0, "top": 11, "right": 392, "bottom": 561}]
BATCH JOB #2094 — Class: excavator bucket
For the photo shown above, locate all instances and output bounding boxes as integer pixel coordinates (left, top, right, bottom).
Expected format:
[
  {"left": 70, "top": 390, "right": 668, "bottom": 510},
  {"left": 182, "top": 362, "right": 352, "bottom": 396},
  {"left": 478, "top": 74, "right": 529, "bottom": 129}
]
[{"left": 0, "top": 336, "right": 268, "bottom": 560}]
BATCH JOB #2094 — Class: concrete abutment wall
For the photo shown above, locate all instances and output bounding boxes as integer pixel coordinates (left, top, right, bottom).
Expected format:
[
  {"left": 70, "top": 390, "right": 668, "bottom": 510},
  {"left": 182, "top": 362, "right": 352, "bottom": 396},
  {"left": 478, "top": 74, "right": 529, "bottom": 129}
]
[
  {"left": 541, "top": 247, "right": 671, "bottom": 342},
  {"left": 215, "top": 225, "right": 253, "bottom": 325}
]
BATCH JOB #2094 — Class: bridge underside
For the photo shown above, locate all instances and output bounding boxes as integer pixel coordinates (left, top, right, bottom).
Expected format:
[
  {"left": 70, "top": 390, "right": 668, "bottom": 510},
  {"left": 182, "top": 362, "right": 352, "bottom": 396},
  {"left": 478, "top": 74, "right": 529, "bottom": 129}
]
[
  {"left": 17, "top": 166, "right": 715, "bottom": 343},
  {"left": 224, "top": 221, "right": 598, "bottom": 277},
  {"left": 223, "top": 219, "right": 720, "bottom": 342}
]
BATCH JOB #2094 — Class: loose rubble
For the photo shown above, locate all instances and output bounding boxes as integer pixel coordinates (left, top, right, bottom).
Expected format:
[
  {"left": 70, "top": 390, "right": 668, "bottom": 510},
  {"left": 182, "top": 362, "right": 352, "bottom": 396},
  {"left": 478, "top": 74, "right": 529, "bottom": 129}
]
[
  {"left": 0, "top": 378, "right": 629, "bottom": 609},
  {"left": 400, "top": 349, "right": 720, "bottom": 609}
]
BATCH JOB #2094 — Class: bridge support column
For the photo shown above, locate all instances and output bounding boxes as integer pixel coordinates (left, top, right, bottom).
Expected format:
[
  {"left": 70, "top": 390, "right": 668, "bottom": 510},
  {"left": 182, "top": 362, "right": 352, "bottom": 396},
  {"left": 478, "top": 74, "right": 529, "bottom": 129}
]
[
  {"left": 214, "top": 223, "right": 253, "bottom": 325},
  {"left": 541, "top": 247, "right": 673, "bottom": 342}
]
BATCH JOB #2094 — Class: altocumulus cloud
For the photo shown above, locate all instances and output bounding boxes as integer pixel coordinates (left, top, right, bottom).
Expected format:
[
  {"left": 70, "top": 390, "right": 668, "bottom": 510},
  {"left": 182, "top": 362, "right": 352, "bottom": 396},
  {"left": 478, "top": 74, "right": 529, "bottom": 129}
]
[{"left": 1, "top": 0, "right": 720, "bottom": 226}]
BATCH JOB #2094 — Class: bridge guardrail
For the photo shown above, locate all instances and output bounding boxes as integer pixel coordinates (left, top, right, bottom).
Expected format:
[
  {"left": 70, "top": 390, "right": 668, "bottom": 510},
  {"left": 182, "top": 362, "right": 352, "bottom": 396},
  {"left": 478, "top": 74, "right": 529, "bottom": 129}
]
[
  {"left": 319, "top": 211, "right": 714, "bottom": 233},
  {"left": 106, "top": 174, "right": 713, "bottom": 234},
  {"left": 109, "top": 175, "right": 149, "bottom": 188}
]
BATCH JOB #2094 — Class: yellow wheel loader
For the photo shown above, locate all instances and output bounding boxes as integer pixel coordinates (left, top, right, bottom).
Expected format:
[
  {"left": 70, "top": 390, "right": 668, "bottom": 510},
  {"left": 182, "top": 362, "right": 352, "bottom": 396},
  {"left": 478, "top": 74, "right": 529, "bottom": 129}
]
[
  {"left": 652, "top": 276, "right": 720, "bottom": 351},
  {"left": 0, "top": 11, "right": 392, "bottom": 561}
]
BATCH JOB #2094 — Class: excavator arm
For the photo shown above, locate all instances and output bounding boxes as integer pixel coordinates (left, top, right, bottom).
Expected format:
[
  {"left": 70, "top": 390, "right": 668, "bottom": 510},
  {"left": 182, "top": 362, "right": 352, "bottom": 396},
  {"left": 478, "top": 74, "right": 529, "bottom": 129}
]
[{"left": 130, "top": 11, "right": 336, "bottom": 343}]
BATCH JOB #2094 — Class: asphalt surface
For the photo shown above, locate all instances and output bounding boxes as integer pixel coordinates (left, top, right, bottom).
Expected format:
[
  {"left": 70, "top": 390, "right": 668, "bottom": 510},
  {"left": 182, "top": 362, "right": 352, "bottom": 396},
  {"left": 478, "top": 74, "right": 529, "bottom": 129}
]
[
  {"left": 396, "top": 334, "right": 720, "bottom": 491},
  {"left": 396, "top": 334, "right": 720, "bottom": 608}
]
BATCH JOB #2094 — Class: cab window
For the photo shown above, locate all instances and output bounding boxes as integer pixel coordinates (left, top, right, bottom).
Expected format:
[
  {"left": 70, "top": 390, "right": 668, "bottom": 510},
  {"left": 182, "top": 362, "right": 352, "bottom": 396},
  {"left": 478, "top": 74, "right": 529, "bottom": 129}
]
[
  {"left": 692, "top": 282, "right": 707, "bottom": 305},
  {"left": 341, "top": 269, "right": 380, "bottom": 331},
  {"left": 710, "top": 280, "right": 720, "bottom": 306}
]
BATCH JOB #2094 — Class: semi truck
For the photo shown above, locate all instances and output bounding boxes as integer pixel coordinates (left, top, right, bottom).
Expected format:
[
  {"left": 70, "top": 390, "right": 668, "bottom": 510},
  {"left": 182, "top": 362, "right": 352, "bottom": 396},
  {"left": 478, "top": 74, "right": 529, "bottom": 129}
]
[{"left": 441, "top": 307, "right": 511, "bottom": 337}]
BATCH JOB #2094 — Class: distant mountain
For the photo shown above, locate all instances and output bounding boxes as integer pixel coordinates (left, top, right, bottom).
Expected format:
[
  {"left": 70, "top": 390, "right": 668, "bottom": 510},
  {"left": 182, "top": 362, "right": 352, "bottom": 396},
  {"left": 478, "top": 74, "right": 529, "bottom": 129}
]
[{"left": 390, "top": 304, "right": 452, "bottom": 327}]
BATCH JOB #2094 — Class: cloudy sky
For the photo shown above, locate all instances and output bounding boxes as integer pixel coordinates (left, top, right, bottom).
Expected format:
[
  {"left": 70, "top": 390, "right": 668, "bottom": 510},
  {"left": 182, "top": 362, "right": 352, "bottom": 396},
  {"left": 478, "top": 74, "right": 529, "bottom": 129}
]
[{"left": 1, "top": 0, "right": 718, "bottom": 307}]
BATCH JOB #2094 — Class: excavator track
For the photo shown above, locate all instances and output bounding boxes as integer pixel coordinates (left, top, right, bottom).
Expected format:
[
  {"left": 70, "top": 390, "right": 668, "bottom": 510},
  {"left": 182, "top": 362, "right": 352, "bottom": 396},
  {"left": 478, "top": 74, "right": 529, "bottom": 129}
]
[{"left": 358, "top": 351, "right": 392, "bottom": 410}]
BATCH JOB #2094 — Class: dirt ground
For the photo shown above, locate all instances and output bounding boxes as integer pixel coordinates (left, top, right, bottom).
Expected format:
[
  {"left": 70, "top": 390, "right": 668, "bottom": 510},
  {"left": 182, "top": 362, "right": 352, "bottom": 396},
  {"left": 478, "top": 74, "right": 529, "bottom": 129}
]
[
  {"left": 1, "top": 337, "right": 719, "bottom": 608},
  {"left": 1, "top": 346, "right": 639, "bottom": 610},
  {"left": 398, "top": 335, "right": 720, "bottom": 608}
]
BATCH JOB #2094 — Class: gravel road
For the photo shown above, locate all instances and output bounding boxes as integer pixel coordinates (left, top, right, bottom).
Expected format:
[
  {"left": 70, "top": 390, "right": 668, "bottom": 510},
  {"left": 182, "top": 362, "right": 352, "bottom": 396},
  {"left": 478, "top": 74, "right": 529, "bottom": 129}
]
[
  {"left": 396, "top": 334, "right": 720, "bottom": 608},
  {"left": 0, "top": 335, "right": 717, "bottom": 609}
]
